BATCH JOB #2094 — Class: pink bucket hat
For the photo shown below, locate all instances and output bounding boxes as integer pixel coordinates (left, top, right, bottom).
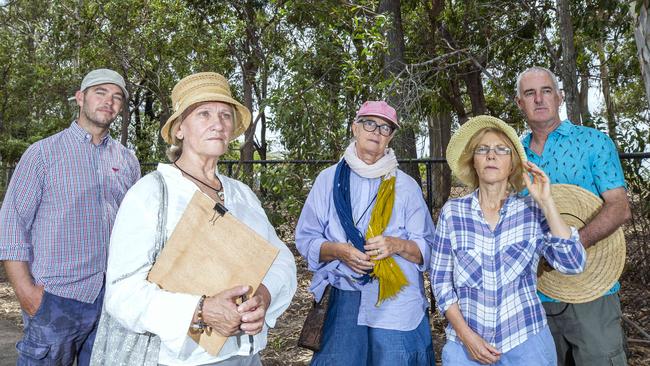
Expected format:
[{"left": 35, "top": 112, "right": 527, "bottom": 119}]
[{"left": 355, "top": 101, "right": 399, "bottom": 127}]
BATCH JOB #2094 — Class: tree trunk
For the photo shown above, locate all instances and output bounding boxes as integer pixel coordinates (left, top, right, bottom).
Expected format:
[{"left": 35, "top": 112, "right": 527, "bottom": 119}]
[
  {"left": 424, "top": 0, "right": 451, "bottom": 210},
  {"left": 134, "top": 90, "right": 142, "bottom": 142},
  {"left": 379, "top": 0, "right": 421, "bottom": 186},
  {"left": 597, "top": 38, "right": 617, "bottom": 143},
  {"left": 120, "top": 106, "right": 129, "bottom": 147},
  {"left": 556, "top": 0, "right": 581, "bottom": 124},
  {"left": 0, "top": 64, "right": 9, "bottom": 133},
  {"left": 428, "top": 112, "right": 451, "bottom": 209},
  {"left": 158, "top": 95, "right": 170, "bottom": 152},
  {"left": 253, "top": 69, "right": 268, "bottom": 160},
  {"left": 75, "top": 0, "right": 83, "bottom": 70},
  {"left": 630, "top": 1, "right": 650, "bottom": 112},
  {"left": 378, "top": 0, "right": 405, "bottom": 77},
  {"left": 238, "top": 0, "right": 259, "bottom": 180},
  {"left": 441, "top": 78, "right": 468, "bottom": 124},
  {"left": 119, "top": 70, "right": 130, "bottom": 146},
  {"left": 240, "top": 58, "right": 256, "bottom": 176},
  {"left": 438, "top": 25, "right": 480, "bottom": 122},
  {"left": 463, "top": 65, "right": 487, "bottom": 116},
  {"left": 578, "top": 72, "right": 592, "bottom": 127}
]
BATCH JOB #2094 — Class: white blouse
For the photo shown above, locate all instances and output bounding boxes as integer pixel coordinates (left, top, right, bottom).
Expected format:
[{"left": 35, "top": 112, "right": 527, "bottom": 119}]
[{"left": 105, "top": 163, "right": 297, "bottom": 365}]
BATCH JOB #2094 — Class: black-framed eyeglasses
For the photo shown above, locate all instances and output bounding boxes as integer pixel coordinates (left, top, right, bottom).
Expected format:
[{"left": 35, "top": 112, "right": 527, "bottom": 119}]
[
  {"left": 474, "top": 145, "right": 512, "bottom": 155},
  {"left": 356, "top": 119, "right": 396, "bottom": 137}
]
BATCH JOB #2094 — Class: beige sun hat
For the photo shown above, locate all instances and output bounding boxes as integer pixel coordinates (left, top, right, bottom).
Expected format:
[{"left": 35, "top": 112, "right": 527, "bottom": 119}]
[
  {"left": 160, "top": 72, "right": 251, "bottom": 144},
  {"left": 537, "top": 184, "right": 626, "bottom": 304},
  {"left": 446, "top": 115, "right": 527, "bottom": 186}
]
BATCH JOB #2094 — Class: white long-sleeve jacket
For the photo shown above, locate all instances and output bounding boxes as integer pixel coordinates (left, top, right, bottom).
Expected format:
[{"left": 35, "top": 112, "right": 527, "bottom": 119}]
[{"left": 105, "top": 163, "right": 297, "bottom": 365}]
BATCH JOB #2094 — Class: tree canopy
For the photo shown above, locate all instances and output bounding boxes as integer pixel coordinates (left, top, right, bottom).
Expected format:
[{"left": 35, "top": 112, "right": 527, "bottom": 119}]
[{"left": 1, "top": 0, "right": 648, "bottom": 215}]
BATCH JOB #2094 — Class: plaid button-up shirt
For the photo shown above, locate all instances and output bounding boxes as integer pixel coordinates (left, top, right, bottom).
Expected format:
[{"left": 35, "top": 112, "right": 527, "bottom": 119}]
[
  {"left": 0, "top": 122, "right": 140, "bottom": 303},
  {"left": 430, "top": 191, "right": 586, "bottom": 353}
]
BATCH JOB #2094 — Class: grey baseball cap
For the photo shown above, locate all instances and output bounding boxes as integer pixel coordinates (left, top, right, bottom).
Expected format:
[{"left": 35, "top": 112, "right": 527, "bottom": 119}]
[{"left": 79, "top": 68, "right": 129, "bottom": 99}]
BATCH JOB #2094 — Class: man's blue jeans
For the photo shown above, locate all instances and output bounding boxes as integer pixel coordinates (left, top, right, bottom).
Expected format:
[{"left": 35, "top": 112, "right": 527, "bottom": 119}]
[{"left": 16, "top": 288, "right": 104, "bottom": 366}]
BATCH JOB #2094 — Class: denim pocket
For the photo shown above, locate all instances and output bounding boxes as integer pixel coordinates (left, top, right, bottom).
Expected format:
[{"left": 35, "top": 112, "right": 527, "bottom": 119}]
[
  {"left": 28, "top": 290, "right": 48, "bottom": 320},
  {"left": 16, "top": 338, "right": 50, "bottom": 360},
  {"left": 608, "top": 349, "right": 627, "bottom": 366}
]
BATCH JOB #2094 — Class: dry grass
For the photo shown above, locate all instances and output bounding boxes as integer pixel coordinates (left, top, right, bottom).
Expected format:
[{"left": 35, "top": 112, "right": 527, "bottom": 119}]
[{"left": 0, "top": 279, "right": 21, "bottom": 327}]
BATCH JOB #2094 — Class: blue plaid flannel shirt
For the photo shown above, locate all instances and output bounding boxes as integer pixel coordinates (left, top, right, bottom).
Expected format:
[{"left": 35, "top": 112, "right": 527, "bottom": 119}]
[{"left": 430, "top": 191, "right": 586, "bottom": 353}]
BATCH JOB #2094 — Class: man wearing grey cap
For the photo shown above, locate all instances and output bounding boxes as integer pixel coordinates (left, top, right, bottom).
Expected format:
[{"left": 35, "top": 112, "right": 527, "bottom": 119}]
[{"left": 0, "top": 68, "right": 140, "bottom": 365}]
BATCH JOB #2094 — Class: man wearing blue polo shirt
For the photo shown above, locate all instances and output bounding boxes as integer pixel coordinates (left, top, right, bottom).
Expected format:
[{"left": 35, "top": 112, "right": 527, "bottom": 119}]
[{"left": 516, "top": 66, "right": 631, "bottom": 366}]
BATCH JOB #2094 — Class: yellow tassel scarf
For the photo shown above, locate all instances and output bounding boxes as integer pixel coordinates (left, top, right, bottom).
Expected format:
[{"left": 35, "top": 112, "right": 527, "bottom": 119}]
[{"left": 366, "top": 176, "right": 409, "bottom": 306}]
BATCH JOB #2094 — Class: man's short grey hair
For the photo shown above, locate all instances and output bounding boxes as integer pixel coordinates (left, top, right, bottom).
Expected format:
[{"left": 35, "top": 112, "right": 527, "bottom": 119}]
[{"left": 515, "top": 66, "right": 561, "bottom": 98}]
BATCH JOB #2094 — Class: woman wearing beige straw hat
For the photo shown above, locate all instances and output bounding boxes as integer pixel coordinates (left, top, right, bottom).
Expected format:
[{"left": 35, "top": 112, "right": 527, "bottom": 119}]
[
  {"left": 430, "top": 115, "right": 587, "bottom": 366},
  {"left": 89, "top": 72, "right": 297, "bottom": 366}
]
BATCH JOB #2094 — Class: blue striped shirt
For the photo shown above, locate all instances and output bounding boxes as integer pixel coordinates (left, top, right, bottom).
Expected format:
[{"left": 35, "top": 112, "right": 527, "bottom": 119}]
[
  {"left": 430, "top": 191, "right": 586, "bottom": 353},
  {"left": 0, "top": 122, "right": 140, "bottom": 303}
]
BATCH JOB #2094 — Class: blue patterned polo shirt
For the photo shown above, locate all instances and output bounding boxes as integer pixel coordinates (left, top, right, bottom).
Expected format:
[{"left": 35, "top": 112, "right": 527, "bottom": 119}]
[{"left": 522, "top": 120, "right": 626, "bottom": 302}]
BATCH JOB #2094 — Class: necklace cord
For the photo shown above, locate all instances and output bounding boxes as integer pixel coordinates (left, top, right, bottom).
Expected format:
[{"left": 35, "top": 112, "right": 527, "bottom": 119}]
[{"left": 173, "top": 162, "right": 224, "bottom": 200}]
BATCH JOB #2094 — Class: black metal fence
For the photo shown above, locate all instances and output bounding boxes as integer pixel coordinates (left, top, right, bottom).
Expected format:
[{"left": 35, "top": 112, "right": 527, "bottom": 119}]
[
  {"left": 1, "top": 153, "right": 649, "bottom": 214},
  {"left": 3, "top": 153, "right": 648, "bottom": 283},
  {"left": 136, "top": 152, "right": 649, "bottom": 213},
  {"left": 139, "top": 157, "right": 447, "bottom": 213}
]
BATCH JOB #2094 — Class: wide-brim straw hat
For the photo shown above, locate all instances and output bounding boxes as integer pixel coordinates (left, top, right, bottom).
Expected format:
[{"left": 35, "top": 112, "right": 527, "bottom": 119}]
[
  {"left": 446, "top": 115, "right": 527, "bottom": 186},
  {"left": 161, "top": 72, "right": 251, "bottom": 144},
  {"left": 537, "top": 184, "right": 626, "bottom": 303}
]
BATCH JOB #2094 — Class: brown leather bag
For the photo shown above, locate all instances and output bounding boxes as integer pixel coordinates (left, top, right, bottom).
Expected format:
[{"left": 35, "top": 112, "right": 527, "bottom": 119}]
[{"left": 297, "top": 285, "right": 332, "bottom": 352}]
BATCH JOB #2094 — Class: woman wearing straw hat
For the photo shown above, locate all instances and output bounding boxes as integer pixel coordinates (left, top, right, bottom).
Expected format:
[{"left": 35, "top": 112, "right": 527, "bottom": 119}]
[
  {"left": 90, "top": 72, "right": 297, "bottom": 365},
  {"left": 430, "top": 115, "right": 587, "bottom": 365},
  {"left": 295, "top": 101, "right": 436, "bottom": 365}
]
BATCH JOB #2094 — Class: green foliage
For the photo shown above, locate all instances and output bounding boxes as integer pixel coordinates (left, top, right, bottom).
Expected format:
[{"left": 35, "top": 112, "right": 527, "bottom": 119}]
[
  {"left": 0, "top": 137, "right": 31, "bottom": 163},
  {"left": 256, "top": 163, "right": 315, "bottom": 226},
  {"left": 0, "top": 0, "right": 648, "bottom": 225}
]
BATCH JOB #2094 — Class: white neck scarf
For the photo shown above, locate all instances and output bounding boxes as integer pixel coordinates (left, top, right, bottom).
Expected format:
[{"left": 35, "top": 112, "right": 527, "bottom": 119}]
[{"left": 343, "top": 141, "right": 398, "bottom": 179}]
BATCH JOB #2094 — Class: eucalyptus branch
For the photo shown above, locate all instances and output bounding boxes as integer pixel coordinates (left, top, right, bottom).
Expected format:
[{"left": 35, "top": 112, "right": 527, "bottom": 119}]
[{"left": 518, "top": 0, "right": 560, "bottom": 67}]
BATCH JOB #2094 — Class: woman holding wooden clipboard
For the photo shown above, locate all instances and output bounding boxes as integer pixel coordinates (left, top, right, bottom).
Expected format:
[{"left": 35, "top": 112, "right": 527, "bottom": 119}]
[
  {"left": 295, "top": 101, "right": 436, "bottom": 365},
  {"left": 90, "top": 73, "right": 297, "bottom": 366}
]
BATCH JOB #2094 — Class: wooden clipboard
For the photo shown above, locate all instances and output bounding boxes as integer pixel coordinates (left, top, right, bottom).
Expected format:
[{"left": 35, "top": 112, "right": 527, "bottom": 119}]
[{"left": 147, "top": 191, "right": 280, "bottom": 355}]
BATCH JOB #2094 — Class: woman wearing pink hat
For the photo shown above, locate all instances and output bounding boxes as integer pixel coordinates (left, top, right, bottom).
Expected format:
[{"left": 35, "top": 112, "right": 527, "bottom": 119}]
[{"left": 296, "top": 101, "right": 436, "bottom": 365}]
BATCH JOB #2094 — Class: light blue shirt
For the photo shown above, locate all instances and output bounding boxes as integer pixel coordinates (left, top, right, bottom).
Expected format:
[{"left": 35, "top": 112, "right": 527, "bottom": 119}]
[
  {"left": 295, "top": 164, "right": 435, "bottom": 331},
  {"left": 522, "top": 120, "right": 626, "bottom": 302}
]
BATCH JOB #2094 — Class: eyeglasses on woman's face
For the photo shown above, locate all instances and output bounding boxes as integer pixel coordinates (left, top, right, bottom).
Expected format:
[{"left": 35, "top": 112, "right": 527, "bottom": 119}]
[
  {"left": 356, "top": 119, "right": 396, "bottom": 137},
  {"left": 474, "top": 145, "right": 512, "bottom": 155}
]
